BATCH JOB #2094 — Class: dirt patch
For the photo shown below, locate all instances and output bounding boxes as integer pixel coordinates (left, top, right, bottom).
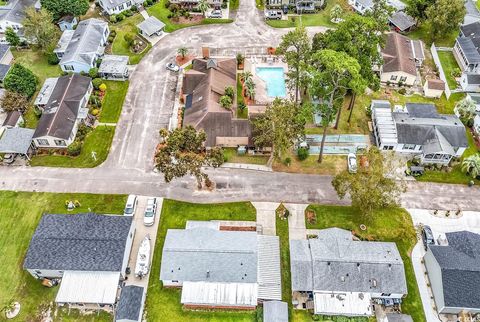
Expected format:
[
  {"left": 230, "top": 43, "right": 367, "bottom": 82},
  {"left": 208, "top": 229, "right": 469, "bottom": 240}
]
[{"left": 172, "top": 15, "right": 203, "bottom": 24}]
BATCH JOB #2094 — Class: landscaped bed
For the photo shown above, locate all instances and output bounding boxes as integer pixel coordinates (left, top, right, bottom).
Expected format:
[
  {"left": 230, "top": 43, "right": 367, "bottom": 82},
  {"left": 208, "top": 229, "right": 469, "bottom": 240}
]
[
  {"left": 0, "top": 191, "right": 126, "bottom": 321},
  {"left": 145, "top": 199, "right": 258, "bottom": 321},
  {"left": 111, "top": 14, "right": 152, "bottom": 65}
]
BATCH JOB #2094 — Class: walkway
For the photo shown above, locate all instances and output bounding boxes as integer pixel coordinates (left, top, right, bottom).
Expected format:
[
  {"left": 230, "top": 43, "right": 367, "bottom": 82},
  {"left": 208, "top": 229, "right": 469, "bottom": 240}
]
[
  {"left": 253, "top": 202, "right": 279, "bottom": 235},
  {"left": 285, "top": 203, "right": 308, "bottom": 240}
]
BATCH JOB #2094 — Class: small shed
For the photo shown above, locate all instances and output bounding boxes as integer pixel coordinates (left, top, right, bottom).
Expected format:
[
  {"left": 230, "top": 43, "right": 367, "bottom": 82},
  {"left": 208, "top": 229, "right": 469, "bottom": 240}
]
[
  {"left": 115, "top": 285, "right": 146, "bottom": 322},
  {"left": 424, "top": 79, "right": 445, "bottom": 98},
  {"left": 0, "top": 127, "right": 34, "bottom": 158},
  {"left": 99, "top": 55, "right": 129, "bottom": 80},
  {"left": 389, "top": 11, "right": 416, "bottom": 32},
  {"left": 58, "top": 15, "right": 78, "bottom": 31},
  {"left": 137, "top": 16, "right": 166, "bottom": 37},
  {"left": 263, "top": 301, "right": 288, "bottom": 322}
]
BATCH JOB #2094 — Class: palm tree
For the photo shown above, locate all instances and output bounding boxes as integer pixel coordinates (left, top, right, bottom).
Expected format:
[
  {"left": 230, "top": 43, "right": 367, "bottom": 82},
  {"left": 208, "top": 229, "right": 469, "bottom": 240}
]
[
  {"left": 177, "top": 47, "right": 188, "bottom": 59},
  {"left": 240, "top": 71, "right": 253, "bottom": 83},
  {"left": 197, "top": 0, "right": 209, "bottom": 17},
  {"left": 462, "top": 154, "right": 480, "bottom": 178},
  {"left": 245, "top": 83, "right": 255, "bottom": 100}
]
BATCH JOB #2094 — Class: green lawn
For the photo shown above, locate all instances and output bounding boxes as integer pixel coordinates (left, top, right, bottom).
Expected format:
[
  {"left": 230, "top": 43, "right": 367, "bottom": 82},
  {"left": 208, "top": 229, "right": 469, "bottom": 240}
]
[
  {"left": 437, "top": 51, "right": 460, "bottom": 90},
  {"left": 230, "top": 0, "right": 240, "bottom": 10},
  {"left": 276, "top": 211, "right": 293, "bottom": 320},
  {"left": 145, "top": 199, "right": 257, "bottom": 321},
  {"left": 273, "top": 152, "right": 347, "bottom": 175},
  {"left": 11, "top": 49, "right": 62, "bottom": 85},
  {"left": 223, "top": 147, "right": 269, "bottom": 165},
  {"left": 99, "top": 80, "right": 129, "bottom": 123},
  {"left": 111, "top": 14, "right": 152, "bottom": 65},
  {"left": 0, "top": 191, "right": 126, "bottom": 321},
  {"left": 147, "top": 0, "right": 233, "bottom": 33},
  {"left": 255, "top": 0, "right": 264, "bottom": 9},
  {"left": 409, "top": 24, "right": 458, "bottom": 47},
  {"left": 305, "top": 205, "right": 426, "bottom": 322},
  {"left": 30, "top": 125, "right": 116, "bottom": 168}
]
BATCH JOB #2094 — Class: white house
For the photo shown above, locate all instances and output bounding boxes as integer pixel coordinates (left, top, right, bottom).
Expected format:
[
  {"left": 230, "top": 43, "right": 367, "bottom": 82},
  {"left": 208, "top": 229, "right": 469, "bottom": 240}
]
[
  {"left": 371, "top": 100, "right": 468, "bottom": 164},
  {"left": 98, "top": 0, "right": 143, "bottom": 15},
  {"left": 348, "top": 0, "right": 406, "bottom": 15},
  {"left": 23, "top": 213, "right": 135, "bottom": 310},
  {"left": 290, "top": 228, "right": 408, "bottom": 316},
  {"left": 54, "top": 18, "right": 109, "bottom": 74},
  {"left": 0, "top": 0, "right": 36, "bottom": 42},
  {"left": 33, "top": 74, "right": 92, "bottom": 148},
  {"left": 423, "top": 79, "right": 445, "bottom": 98}
]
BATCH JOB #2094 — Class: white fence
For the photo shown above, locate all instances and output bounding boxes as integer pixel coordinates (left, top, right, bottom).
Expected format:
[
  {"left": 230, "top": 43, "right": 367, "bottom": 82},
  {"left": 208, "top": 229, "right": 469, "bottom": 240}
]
[{"left": 430, "top": 43, "right": 452, "bottom": 99}]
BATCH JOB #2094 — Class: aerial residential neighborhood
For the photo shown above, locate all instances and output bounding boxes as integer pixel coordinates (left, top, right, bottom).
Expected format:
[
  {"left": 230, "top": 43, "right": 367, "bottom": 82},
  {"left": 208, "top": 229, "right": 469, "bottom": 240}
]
[{"left": 1, "top": 0, "right": 480, "bottom": 321}]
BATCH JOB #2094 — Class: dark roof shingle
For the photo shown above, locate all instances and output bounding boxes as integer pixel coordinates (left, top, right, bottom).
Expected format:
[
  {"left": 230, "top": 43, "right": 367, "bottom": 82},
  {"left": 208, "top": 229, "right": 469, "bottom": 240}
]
[{"left": 115, "top": 285, "right": 144, "bottom": 321}]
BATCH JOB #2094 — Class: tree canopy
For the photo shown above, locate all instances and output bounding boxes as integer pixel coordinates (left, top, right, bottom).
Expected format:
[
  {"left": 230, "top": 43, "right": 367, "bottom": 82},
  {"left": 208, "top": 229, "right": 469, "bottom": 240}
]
[
  {"left": 0, "top": 90, "right": 29, "bottom": 113},
  {"left": 23, "top": 7, "right": 59, "bottom": 51},
  {"left": 462, "top": 154, "right": 480, "bottom": 179},
  {"left": 425, "top": 0, "right": 465, "bottom": 42},
  {"left": 4, "top": 64, "right": 38, "bottom": 98},
  {"left": 5, "top": 27, "right": 20, "bottom": 47},
  {"left": 40, "top": 0, "right": 89, "bottom": 20},
  {"left": 154, "top": 126, "right": 224, "bottom": 188},
  {"left": 332, "top": 148, "right": 405, "bottom": 220}
]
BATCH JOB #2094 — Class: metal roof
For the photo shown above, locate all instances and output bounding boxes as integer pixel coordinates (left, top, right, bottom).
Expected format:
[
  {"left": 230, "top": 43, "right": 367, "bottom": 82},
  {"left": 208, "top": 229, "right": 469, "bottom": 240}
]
[
  {"left": 0, "top": 127, "right": 33, "bottom": 154},
  {"left": 314, "top": 291, "right": 372, "bottom": 316},
  {"left": 99, "top": 55, "right": 129, "bottom": 74},
  {"left": 372, "top": 100, "right": 398, "bottom": 145},
  {"left": 55, "top": 271, "right": 120, "bottom": 304},
  {"left": 181, "top": 281, "right": 258, "bottom": 306},
  {"left": 115, "top": 285, "right": 145, "bottom": 322},
  {"left": 34, "top": 77, "right": 58, "bottom": 106},
  {"left": 257, "top": 235, "right": 282, "bottom": 301},
  {"left": 137, "top": 16, "right": 165, "bottom": 36},
  {"left": 263, "top": 301, "right": 288, "bottom": 322}
]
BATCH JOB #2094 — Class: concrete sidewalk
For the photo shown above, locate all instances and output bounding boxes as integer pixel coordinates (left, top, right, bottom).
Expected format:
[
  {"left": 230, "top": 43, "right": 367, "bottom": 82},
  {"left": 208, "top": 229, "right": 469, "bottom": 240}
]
[
  {"left": 252, "top": 202, "right": 279, "bottom": 235},
  {"left": 285, "top": 203, "right": 308, "bottom": 240},
  {"left": 221, "top": 162, "right": 272, "bottom": 172}
]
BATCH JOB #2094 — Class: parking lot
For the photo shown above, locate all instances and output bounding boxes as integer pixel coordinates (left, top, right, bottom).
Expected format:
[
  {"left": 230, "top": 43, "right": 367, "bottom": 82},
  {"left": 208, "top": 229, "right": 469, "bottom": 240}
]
[{"left": 125, "top": 196, "right": 163, "bottom": 289}]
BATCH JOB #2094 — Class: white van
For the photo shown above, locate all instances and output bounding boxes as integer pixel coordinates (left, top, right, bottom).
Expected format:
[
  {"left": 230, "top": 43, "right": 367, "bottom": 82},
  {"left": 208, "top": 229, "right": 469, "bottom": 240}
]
[{"left": 124, "top": 195, "right": 138, "bottom": 216}]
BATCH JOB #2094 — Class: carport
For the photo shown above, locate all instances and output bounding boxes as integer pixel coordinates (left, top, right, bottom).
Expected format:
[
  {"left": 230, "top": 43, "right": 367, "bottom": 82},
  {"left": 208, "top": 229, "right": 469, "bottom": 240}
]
[{"left": 0, "top": 127, "right": 35, "bottom": 160}]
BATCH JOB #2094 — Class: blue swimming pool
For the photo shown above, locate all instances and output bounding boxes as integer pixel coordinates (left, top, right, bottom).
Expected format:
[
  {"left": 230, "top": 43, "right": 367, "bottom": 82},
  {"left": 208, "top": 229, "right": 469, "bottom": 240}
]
[{"left": 255, "top": 67, "right": 286, "bottom": 98}]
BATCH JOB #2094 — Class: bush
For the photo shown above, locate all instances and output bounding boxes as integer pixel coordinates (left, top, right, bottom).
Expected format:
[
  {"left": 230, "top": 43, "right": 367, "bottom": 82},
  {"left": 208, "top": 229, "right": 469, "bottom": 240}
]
[
  {"left": 108, "top": 35, "right": 115, "bottom": 43},
  {"left": 146, "top": 0, "right": 153, "bottom": 5},
  {"left": 398, "top": 88, "right": 406, "bottom": 95},
  {"left": 88, "top": 67, "right": 98, "bottom": 78},
  {"left": 221, "top": 2, "right": 227, "bottom": 8},
  {"left": 67, "top": 140, "right": 83, "bottom": 156},
  {"left": 283, "top": 157, "right": 291, "bottom": 166},
  {"left": 143, "top": 0, "right": 149, "bottom": 7},
  {"left": 99, "top": 83, "right": 107, "bottom": 92},
  {"left": 3, "top": 63, "right": 38, "bottom": 98},
  {"left": 297, "top": 147, "right": 309, "bottom": 161},
  {"left": 124, "top": 33, "right": 135, "bottom": 47},
  {"left": 92, "top": 78, "right": 103, "bottom": 89},
  {"left": 76, "top": 124, "right": 91, "bottom": 141},
  {"left": 91, "top": 108, "right": 99, "bottom": 116},
  {"left": 46, "top": 52, "right": 59, "bottom": 65},
  {"left": 109, "top": 14, "right": 117, "bottom": 23},
  {"left": 131, "top": 4, "right": 138, "bottom": 11},
  {"left": 224, "top": 86, "right": 234, "bottom": 99},
  {"left": 238, "top": 101, "right": 246, "bottom": 110},
  {"left": 124, "top": 9, "right": 133, "bottom": 17},
  {"left": 117, "top": 13, "right": 125, "bottom": 21}
]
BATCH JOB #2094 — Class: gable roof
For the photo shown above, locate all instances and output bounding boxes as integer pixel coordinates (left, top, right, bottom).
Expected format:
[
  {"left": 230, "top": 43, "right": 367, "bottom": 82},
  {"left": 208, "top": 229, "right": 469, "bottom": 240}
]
[
  {"left": 1, "top": 110, "right": 21, "bottom": 127},
  {"left": 98, "top": 0, "right": 132, "bottom": 11},
  {"left": 460, "top": 21, "right": 480, "bottom": 49},
  {"left": 137, "top": 16, "right": 165, "bottom": 36},
  {"left": 33, "top": 74, "right": 91, "bottom": 140},
  {"left": 290, "top": 228, "right": 407, "bottom": 295},
  {"left": 389, "top": 11, "right": 415, "bottom": 32},
  {"left": 58, "top": 18, "right": 108, "bottom": 66},
  {"left": 0, "top": 63, "right": 11, "bottom": 81},
  {"left": 381, "top": 33, "right": 417, "bottom": 76},
  {"left": 429, "top": 231, "right": 480, "bottom": 309},
  {"left": 425, "top": 79, "right": 445, "bottom": 91},
  {"left": 23, "top": 213, "right": 133, "bottom": 272},
  {"left": 456, "top": 37, "right": 480, "bottom": 64},
  {"left": 0, "top": 127, "right": 33, "bottom": 154},
  {"left": 0, "top": 0, "right": 36, "bottom": 24},
  {"left": 116, "top": 285, "right": 145, "bottom": 321}
]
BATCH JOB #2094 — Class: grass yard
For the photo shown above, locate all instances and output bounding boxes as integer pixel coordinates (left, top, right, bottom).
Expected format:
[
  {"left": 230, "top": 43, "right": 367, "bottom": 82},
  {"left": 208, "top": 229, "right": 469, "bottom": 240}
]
[
  {"left": 409, "top": 24, "right": 458, "bottom": 47},
  {"left": 273, "top": 152, "right": 347, "bottom": 175},
  {"left": 145, "top": 199, "right": 258, "bottom": 321},
  {"left": 30, "top": 125, "right": 116, "bottom": 168},
  {"left": 437, "top": 51, "right": 460, "bottom": 90},
  {"left": 99, "top": 80, "right": 129, "bottom": 123},
  {"left": 0, "top": 191, "right": 126, "bottom": 321},
  {"left": 11, "top": 49, "right": 62, "bottom": 85},
  {"left": 276, "top": 211, "right": 293, "bottom": 320},
  {"left": 223, "top": 147, "right": 269, "bottom": 165},
  {"left": 305, "top": 205, "right": 426, "bottom": 322},
  {"left": 255, "top": 0, "right": 264, "bottom": 9},
  {"left": 111, "top": 15, "right": 152, "bottom": 65},
  {"left": 230, "top": 0, "right": 240, "bottom": 10}
]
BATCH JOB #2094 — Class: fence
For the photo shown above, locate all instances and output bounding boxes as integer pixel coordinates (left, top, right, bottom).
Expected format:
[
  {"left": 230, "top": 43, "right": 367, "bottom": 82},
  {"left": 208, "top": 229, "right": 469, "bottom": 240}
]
[{"left": 430, "top": 43, "right": 452, "bottom": 99}]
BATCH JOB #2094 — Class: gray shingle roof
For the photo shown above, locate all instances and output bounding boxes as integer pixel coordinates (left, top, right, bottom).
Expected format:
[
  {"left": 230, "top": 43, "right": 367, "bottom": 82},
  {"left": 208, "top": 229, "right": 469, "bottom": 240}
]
[
  {"left": 0, "top": 0, "right": 36, "bottom": 24},
  {"left": 1, "top": 110, "right": 21, "bottom": 127},
  {"left": 115, "top": 285, "right": 144, "bottom": 322},
  {"left": 429, "top": 231, "right": 480, "bottom": 309},
  {"left": 137, "top": 16, "right": 165, "bottom": 36},
  {"left": 0, "top": 127, "right": 33, "bottom": 154},
  {"left": 0, "top": 44, "right": 10, "bottom": 60},
  {"left": 290, "top": 228, "right": 407, "bottom": 295},
  {"left": 389, "top": 11, "right": 415, "bottom": 32},
  {"left": 23, "top": 213, "right": 133, "bottom": 272},
  {"left": 99, "top": 55, "right": 129, "bottom": 74},
  {"left": 290, "top": 239, "right": 313, "bottom": 291},
  {"left": 160, "top": 228, "right": 258, "bottom": 283},
  {"left": 457, "top": 37, "right": 480, "bottom": 64},
  {"left": 0, "top": 63, "right": 11, "bottom": 81},
  {"left": 386, "top": 313, "right": 414, "bottom": 322},
  {"left": 460, "top": 21, "right": 480, "bottom": 49},
  {"left": 263, "top": 301, "right": 288, "bottom": 322},
  {"left": 59, "top": 18, "right": 108, "bottom": 66}
]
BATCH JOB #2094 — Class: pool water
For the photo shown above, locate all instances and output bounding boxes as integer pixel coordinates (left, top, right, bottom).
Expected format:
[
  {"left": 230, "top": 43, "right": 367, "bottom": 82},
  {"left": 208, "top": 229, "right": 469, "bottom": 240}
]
[{"left": 255, "top": 67, "right": 286, "bottom": 98}]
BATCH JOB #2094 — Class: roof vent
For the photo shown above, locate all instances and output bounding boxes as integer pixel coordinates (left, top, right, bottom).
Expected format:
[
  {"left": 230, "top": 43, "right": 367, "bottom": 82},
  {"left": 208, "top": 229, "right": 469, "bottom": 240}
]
[
  {"left": 206, "top": 270, "right": 210, "bottom": 278},
  {"left": 371, "top": 279, "right": 377, "bottom": 288},
  {"left": 340, "top": 276, "right": 345, "bottom": 282}
]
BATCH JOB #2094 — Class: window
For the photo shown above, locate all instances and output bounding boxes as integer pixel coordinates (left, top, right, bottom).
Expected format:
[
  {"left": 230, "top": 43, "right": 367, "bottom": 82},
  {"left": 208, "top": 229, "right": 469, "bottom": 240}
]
[
  {"left": 172, "top": 280, "right": 179, "bottom": 283},
  {"left": 383, "top": 145, "right": 394, "bottom": 150},
  {"left": 35, "top": 270, "right": 42, "bottom": 275},
  {"left": 400, "top": 76, "right": 407, "bottom": 82},
  {"left": 403, "top": 144, "right": 415, "bottom": 150},
  {"left": 381, "top": 293, "right": 391, "bottom": 297},
  {"left": 64, "top": 65, "right": 74, "bottom": 71},
  {"left": 37, "top": 139, "right": 49, "bottom": 146},
  {"left": 54, "top": 140, "right": 66, "bottom": 146},
  {"left": 390, "top": 75, "right": 398, "bottom": 81}
]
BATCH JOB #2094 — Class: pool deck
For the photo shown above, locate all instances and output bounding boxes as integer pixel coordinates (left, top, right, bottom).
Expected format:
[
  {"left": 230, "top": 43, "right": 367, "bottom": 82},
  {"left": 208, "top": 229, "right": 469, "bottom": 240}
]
[{"left": 244, "top": 58, "right": 290, "bottom": 104}]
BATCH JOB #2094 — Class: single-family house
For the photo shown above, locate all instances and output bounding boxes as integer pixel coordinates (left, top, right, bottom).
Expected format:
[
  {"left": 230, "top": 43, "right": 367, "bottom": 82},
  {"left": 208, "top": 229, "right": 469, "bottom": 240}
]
[
  {"left": 33, "top": 74, "right": 93, "bottom": 148},
  {"left": 159, "top": 221, "right": 282, "bottom": 309},
  {"left": 58, "top": 15, "right": 78, "bottom": 31},
  {"left": 0, "top": 63, "right": 11, "bottom": 82},
  {"left": 467, "top": 92, "right": 480, "bottom": 110},
  {"left": 263, "top": 301, "right": 288, "bottom": 322},
  {"left": 266, "top": 0, "right": 323, "bottom": 11},
  {"left": 23, "top": 213, "right": 135, "bottom": 310},
  {"left": 98, "top": 0, "right": 143, "bottom": 15},
  {"left": 290, "top": 228, "right": 407, "bottom": 317},
  {"left": 54, "top": 18, "right": 109, "bottom": 74},
  {"left": 423, "top": 79, "right": 445, "bottom": 98},
  {"left": 453, "top": 21, "right": 480, "bottom": 92},
  {"left": 99, "top": 55, "right": 129, "bottom": 80},
  {"left": 0, "top": 0, "right": 36, "bottom": 41},
  {"left": 388, "top": 11, "right": 416, "bottom": 33},
  {"left": 169, "top": 0, "right": 222, "bottom": 8},
  {"left": 371, "top": 100, "right": 468, "bottom": 164},
  {"left": 0, "top": 127, "right": 34, "bottom": 158},
  {"left": 380, "top": 33, "right": 424, "bottom": 86},
  {"left": 183, "top": 57, "right": 253, "bottom": 147},
  {"left": 424, "top": 231, "right": 480, "bottom": 315},
  {"left": 348, "top": 0, "right": 406, "bottom": 15},
  {"left": 115, "top": 285, "right": 146, "bottom": 322},
  {"left": 464, "top": 0, "right": 480, "bottom": 26},
  {"left": 137, "top": 16, "right": 166, "bottom": 38}
]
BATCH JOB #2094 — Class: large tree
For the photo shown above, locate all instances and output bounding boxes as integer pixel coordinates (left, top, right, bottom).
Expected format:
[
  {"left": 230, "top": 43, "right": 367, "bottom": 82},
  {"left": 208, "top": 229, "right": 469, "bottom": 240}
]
[
  {"left": 332, "top": 147, "right": 406, "bottom": 220},
  {"left": 40, "top": 0, "right": 89, "bottom": 20},
  {"left": 251, "top": 98, "right": 306, "bottom": 160},
  {"left": 4, "top": 64, "right": 38, "bottom": 98},
  {"left": 307, "top": 49, "right": 366, "bottom": 163},
  {"left": 23, "top": 8, "right": 59, "bottom": 51},
  {"left": 5, "top": 27, "right": 20, "bottom": 47},
  {"left": 0, "top": 90, "right": 29, "bottom": 113},
  {"left": 454, "top": 97, "right": 476, "bottom": 123},
  {"left": 425, "top": 0, "right": 465, "bottom": 42},
  {"left": 155, "top": 126, "right": 224, "bottom": 188},
  {"left": 406, "top": 0, "right": 435, "bottom": 20},
  {"left": 313, "top": 15, "right": 383, "bottom": 91},
  {"left": 365, "top": 0, "right": 394, "bottom": 33},
  {"left": 277, "top": 25, "right": 311, "bottom": 105}
]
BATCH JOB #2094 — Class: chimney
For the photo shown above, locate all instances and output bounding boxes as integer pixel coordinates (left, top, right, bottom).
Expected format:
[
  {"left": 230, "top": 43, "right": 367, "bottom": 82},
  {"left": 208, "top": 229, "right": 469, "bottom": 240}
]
[{"left": 202, "top": 47, "right": 210, "bottom": 59}]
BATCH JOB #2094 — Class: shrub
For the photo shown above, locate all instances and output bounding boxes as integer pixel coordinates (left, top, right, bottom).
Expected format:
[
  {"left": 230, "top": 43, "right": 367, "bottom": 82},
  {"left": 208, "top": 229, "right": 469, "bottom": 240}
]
[
  {"left": 143, "top": 1, "right": 149, "bottom": 7},
  {"left": 224, "top": 86, "right": 234, "bottom": 99},
  {"left": 297, "top": 147, "right": 309, "bottom": 161},
  {"left": 124, "top": 9, "right": 133, "bottom": 17},
  {"left": 221, "top": 2, "right": 227, "bottom": 8},
  {"left": 146, "top": 0, "right": 153, "bottom": 5},
  {"left": 117, "top": 13, "right": 125, "bottom": 21},
  {"left": 124, "top": 33, "right": 135, "bottom": 47},
  {"left": 110, "top": 30, "right": 117, "bottom": 37},
  {"left": 46, "top": 52, "right": 59, "bottom": 65},
  {"left": 91, "top": 108, "right": 99, "bottom": 116},
  {"left": 92, "top": 78, "right": 103, "bottom": 89},
  {"left": 67, "top": 140, "right": 82, "bottom": 156},
  {"left": 283, "top": 157, "right": 291, "bottom": 166},
  {"left": 238, "top": 101, "right": 246, "bottom": 110},
  {"left": 398, "top": 88, "right": 406, "bottom": 95},
  {"left": 109, "top": 14, "right": 117, "bottom": 23},
  {"left": 108, "top": 35, "right": 115, "bottom": 43},
  {"left": 131, "top": 4, "right": 138, "bottom": 11},
  {"left": 88, "top": 67, "right": 98, "bottom": 78},
  {"left": 99, "top": 83, "right": 107, "bottom": 92},
  {"left": 76, "top": 124, "right": 91, "bottom": 141},
  {"left": 3, "top": 63, "right": 38, "bottom": 98},
  {"left": 165, "top": 0, "right": 171, "bottom": 7}
]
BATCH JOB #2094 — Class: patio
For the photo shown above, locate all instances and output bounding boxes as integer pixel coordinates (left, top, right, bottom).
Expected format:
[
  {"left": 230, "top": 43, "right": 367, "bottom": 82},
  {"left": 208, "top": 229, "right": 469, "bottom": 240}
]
[{"left": 244, "top": 57, "right": 289, "bottom": 104}]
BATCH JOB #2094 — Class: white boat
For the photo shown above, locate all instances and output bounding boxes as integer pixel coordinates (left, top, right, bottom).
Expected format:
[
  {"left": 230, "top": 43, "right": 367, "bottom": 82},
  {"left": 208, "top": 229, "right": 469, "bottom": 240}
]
[{"left": 134, "top": 235, "right": 151, "bottom": 278}]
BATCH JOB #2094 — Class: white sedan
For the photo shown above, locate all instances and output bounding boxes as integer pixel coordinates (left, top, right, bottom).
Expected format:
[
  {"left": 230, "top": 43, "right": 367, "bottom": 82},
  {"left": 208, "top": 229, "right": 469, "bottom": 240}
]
[
  {"left": 143, "top": 197, "right": 157, "bottom": 226},
  {"left": 166, "top": 63, "right": 179, "bottom": 72},
  {"left": 347, "top": 153, "right": 357, "bottom": 174}
]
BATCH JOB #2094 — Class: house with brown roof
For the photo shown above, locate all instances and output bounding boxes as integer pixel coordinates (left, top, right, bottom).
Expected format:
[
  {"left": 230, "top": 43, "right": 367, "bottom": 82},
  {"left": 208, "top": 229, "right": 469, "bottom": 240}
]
[
  {"left": 380, "top": 32, "right": 424, "bottom": 86},
  {"left": 182, "top": 57, "right": 253, "bottom": 147},
  {"left": 423, "top": 79, "right": 445, "bottom": 98}
]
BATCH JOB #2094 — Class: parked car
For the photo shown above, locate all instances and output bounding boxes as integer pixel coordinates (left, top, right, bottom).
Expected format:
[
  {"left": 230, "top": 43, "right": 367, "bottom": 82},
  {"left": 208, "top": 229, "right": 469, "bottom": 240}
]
[
  {"left": 143, "top": 197, "right": 157, "bottom": 226},
  {"left": 347, "top": 153, "right": 357, "bottom": 173},
  {"left": 166, "top": 63, "right": 179, "bottom": 72},
  {"left": 124, "top": 195, "right": 138, "bottom": 216},
  {"left": 282, "top": 5, "right": 288, "bottom": 14},
  {"left": 208, "top": 10, "right": 223, "bottom": 18},
  {"left": 265, "top": 10, "right": 281, "bottom": 20},
  {"left": 422, "top": 225, "right": 435, "bottom": 250}
]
